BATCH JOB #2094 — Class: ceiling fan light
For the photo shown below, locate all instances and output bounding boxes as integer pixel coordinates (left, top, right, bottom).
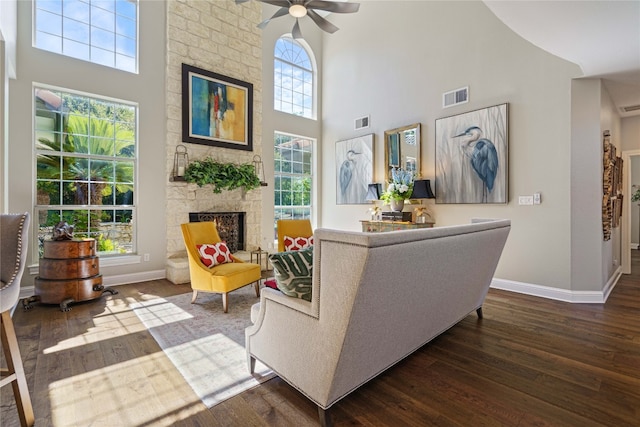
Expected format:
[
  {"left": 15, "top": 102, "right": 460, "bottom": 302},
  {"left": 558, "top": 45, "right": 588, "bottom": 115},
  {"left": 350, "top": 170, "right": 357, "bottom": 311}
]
[{"left": 289, "top": 4, "right": 307, "bottom": 18}]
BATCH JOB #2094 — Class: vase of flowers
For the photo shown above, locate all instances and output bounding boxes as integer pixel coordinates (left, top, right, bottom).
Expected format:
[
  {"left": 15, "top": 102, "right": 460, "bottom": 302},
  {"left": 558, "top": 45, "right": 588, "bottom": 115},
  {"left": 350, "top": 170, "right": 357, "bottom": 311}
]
[
  {"left": 632, "top": 185, "right": 640, "bottom": 204},
  {"left": 380, "top": 168, "right": 414, "bottom": 212}
]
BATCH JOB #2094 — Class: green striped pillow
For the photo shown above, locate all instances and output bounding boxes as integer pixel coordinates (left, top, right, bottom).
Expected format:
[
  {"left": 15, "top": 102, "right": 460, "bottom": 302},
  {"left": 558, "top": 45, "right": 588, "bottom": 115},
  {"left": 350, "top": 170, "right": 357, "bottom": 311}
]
[{"left": 269, "top": 246, "right": 313, "bottom": 302}]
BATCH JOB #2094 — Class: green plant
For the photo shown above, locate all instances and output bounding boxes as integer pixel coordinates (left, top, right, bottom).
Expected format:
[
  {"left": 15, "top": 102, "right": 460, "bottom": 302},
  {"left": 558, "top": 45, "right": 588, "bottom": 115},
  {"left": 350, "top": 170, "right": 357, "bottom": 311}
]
[
  {"left": 184, "top": 158, "right": 261, "bottom": 193},
  {"left": 632, "top": 186, "right": 640, "bottom": 203},
  {"left": 380, "top": 168, "right": 414, "bottom": 204}
]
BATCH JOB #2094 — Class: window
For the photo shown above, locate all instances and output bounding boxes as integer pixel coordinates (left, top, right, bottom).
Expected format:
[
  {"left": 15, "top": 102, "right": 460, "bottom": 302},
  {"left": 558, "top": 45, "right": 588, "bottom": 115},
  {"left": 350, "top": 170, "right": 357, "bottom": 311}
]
[
  {"left": 34, "top": 86, "right": 137, "bottom": 257},
  {"left": 274, "top": 132, "right": 313, "bottom": 238},
  {"left": 34, "top": 0, "right": 138, "bottom": 73},
  {"left": 274, "top": 36, "right": 314, "bottom": 118}
]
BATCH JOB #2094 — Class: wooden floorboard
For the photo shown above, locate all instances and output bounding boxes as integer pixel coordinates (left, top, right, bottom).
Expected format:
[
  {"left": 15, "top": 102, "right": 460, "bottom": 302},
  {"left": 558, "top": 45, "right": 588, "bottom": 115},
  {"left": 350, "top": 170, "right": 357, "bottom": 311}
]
[{"left": 1, "top": 251, "right": 639, "bottom": 426}]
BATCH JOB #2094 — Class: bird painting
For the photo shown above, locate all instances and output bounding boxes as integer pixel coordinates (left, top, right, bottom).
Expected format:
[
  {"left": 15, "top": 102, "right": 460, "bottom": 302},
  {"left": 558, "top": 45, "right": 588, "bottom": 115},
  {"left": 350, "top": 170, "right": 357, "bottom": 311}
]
[
  {"left": 454, "top": 126, "right": 499, "bottom": 203},
  {"left": 339, "top": 149, "right": 360, "bottom": 197},
  {"left": 336, "top": 135, "right": 374, "bottom": 204},
  {"left": 434, "top": 103, "right": 508, "bottom": 204}
]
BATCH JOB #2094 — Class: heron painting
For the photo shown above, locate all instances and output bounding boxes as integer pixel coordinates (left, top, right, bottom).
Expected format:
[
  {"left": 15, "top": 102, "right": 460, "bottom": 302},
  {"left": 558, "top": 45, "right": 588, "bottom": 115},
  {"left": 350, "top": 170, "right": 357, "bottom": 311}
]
[
  {"left": 336, "top": 134, "right": 374, "bottom": 204},
  {"left": 435, "top": 103, "right": 508, "bottom": 204}
]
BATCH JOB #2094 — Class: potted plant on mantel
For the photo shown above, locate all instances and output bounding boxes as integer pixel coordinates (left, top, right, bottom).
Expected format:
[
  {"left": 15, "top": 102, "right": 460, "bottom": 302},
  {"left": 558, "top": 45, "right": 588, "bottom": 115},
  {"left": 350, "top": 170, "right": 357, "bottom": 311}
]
[{"left": 183, "top": 157, "right": 261, "bottom": 193}]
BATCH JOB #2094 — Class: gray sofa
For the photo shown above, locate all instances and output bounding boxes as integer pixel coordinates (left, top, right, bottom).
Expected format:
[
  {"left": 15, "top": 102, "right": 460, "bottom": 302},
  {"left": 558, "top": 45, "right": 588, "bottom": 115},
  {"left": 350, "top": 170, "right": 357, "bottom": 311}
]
[{"left": 245, "top": 219, "right": 511, "bottom": 425}]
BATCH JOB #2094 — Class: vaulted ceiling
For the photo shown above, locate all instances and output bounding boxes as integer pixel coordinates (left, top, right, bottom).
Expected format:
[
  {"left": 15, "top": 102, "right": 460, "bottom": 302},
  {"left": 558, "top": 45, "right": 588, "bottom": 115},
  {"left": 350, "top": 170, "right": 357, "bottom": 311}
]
[{"left": 484, "top": 0, "right": 640, "bottom": 117}]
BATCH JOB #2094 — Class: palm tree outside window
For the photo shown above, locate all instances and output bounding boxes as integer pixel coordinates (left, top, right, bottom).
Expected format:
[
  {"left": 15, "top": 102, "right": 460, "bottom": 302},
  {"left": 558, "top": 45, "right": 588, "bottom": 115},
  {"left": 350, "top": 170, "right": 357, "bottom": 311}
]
[{"left": 34, "top": 87, "right": 137, "bottom": 259}]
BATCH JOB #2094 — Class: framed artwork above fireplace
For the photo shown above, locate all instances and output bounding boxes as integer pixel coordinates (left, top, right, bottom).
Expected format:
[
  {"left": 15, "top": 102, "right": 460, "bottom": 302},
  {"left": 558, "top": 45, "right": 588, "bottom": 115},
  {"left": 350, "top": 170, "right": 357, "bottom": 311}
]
[{"left": 181, "top": 63, "right": 253, "bottom": 151}]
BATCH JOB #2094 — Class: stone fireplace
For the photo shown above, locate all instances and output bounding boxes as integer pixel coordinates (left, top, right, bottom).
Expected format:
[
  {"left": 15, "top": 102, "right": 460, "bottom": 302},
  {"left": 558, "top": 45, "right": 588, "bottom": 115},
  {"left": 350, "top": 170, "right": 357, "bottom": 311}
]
[{"left": 188, "top": 211, "right": 246, "bottom": 253}]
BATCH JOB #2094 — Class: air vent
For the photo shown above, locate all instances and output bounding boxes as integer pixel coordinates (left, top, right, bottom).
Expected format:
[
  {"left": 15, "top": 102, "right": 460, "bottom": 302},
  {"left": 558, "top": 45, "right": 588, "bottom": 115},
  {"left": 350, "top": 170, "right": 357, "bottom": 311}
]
[
  {"left": 355, "top": 115, "right": 370, "bottom": 130},
  {"left": 443, "top": 86, "right": 469, "bottom": 108},
  {"left": 620, "top": 104, "right": 640, "bottom": 113}
]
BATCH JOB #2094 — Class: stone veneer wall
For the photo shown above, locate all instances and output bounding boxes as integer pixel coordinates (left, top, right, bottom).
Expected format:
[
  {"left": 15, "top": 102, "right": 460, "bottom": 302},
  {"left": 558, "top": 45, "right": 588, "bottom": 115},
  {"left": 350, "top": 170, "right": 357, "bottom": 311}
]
[{"left": 165, "top": 0, "right": 263, "bottom": 276}]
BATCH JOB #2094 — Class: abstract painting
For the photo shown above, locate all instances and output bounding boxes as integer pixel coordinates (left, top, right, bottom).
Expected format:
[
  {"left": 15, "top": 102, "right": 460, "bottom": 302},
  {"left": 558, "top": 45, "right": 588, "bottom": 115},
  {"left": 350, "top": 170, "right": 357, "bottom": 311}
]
[
  {"left": 336, "top": 134, "right": 374, "bottom": 205},
  {"left": 435, "top": 103, "right": 508, "bottom": 204},
  {"left": 182, "top": 63, "right": 253, "bottom": 151}
]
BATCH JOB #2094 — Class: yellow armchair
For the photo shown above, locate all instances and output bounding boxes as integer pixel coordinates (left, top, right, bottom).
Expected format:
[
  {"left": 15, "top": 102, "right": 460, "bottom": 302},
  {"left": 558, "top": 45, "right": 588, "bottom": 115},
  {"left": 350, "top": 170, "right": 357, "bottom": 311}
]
[
  {"left": 181, "top": 221, "right": 261, "bottom": 313},
  {"left": 277, "top": 219, "right": 313, "bottom": 252}
]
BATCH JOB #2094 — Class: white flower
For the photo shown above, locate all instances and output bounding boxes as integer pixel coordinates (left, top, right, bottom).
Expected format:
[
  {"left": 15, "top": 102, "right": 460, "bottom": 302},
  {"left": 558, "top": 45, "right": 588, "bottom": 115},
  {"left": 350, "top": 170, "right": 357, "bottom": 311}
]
[
  {"left": 387, "top": 183, "right": 396, "bottom": 192},
  {"left": 399, "top": 184, "right": 409, "bottom": 193}
]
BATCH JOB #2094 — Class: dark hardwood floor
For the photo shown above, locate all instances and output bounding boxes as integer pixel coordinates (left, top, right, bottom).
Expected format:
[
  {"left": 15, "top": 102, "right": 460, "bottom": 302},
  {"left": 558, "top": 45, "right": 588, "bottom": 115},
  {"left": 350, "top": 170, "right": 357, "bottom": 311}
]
[{"left": 2, "top": 252, "right": 639, "bottom": 426}]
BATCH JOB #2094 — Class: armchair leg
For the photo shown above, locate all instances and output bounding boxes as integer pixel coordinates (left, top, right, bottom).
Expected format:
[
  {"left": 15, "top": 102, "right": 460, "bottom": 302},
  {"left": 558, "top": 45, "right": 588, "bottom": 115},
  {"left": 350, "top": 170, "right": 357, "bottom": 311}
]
[
  {"left": 318, "top": 407, "right": 333, "bottom": 427},
  {"left": 191, "top": 290, "right": 198, "bottom": 304},
  {"left": 476, "top": 307, "right": 483, "bottom": 319},
  {"left": 1, "top": 311, "right": 35, "bottom": 427},
  {"left": 222, "top": 293, "right": 229, "bottom": 313},
  {"left": 254, "top": 280, "right": 260, "bottom": 297},
  {"left": 248, "top": 355, "right": 256, "bottom": 374}
]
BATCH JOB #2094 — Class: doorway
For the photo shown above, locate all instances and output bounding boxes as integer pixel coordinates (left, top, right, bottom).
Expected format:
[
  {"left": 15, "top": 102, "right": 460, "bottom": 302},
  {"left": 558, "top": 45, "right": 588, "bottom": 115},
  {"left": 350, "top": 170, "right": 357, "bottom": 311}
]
[{"left": 622, "top": 150, "right": 640, "bottom": 274}]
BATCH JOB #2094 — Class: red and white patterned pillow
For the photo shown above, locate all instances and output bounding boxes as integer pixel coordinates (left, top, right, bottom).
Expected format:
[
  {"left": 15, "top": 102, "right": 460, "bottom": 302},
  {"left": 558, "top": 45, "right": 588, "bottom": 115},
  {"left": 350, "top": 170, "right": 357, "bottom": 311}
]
[
  {"left": 283, "top": 235, "right": 314, "bottom": 251},
  {"left": 196, "top": 242, "right": 233, "bottom": 267}
]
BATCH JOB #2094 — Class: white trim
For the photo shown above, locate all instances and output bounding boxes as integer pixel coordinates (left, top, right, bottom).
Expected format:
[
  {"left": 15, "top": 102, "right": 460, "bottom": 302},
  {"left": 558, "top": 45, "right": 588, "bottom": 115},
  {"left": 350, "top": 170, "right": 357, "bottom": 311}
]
[
  {"left": 631, "top": 243, "right": 639, "bottom": 250},
  {"left": 102, "top": 269, "right": 165, "bottom": 286},
  {"left": 491, "top": 270, "right": 622, "bottom": 304},
  {"left": 621, "top": 149, "right": 640, "bottom": 274}
]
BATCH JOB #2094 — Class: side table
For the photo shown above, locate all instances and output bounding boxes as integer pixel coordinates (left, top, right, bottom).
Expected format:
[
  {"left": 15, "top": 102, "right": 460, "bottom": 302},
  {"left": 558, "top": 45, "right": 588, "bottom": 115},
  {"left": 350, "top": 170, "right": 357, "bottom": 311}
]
[{"left": 250, "top": 248, "right": 271, "bottom": 271}]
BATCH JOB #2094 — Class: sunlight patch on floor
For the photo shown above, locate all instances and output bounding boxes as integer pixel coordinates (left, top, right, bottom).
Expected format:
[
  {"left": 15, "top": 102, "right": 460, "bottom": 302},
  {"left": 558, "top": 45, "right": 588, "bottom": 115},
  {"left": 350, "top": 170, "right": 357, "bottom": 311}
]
[
  {"left": 48, "top": 352, "right": 203, "bottom": 426},
  {"left": 43, "top": 296, "right": 191, "bottom": 355}
]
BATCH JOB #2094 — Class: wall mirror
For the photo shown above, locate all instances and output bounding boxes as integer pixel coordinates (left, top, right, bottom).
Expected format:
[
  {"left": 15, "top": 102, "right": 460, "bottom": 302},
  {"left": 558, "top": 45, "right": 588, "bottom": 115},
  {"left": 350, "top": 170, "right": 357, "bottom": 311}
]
[{"left": 384, "top": 123, "right": 421, "bottom": 183}]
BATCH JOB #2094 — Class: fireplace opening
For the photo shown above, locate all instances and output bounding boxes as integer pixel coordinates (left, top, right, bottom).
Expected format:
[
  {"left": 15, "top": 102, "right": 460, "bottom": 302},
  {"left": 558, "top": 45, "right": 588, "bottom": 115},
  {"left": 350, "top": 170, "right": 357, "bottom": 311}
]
[{"left": 189, "top": 212, "right": 246, "bottom": 253}]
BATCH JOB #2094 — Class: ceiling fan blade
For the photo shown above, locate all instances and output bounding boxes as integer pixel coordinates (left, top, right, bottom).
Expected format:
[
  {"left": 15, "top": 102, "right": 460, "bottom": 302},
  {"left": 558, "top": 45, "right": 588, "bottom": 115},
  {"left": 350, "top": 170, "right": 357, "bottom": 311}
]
[
  {"left": 260, "top": 0, "right": 292, "bottom": 7},
  {"left": 307, "top": 9, "right": 339, "bottom": 33},
  {"left": 292, "top": 19, "right": 303, "bottom": 39},
  {"left": 306, "top": 0, "right": 360, "bottom": 13},
  {"left": 258, "top": 7, "right": 290, "bottom": 29}
]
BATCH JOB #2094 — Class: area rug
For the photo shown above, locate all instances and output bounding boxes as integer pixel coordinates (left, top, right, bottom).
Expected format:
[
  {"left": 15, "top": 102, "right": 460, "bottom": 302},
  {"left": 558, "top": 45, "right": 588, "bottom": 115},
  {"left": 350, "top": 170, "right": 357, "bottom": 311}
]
[{"left": 131, "top": 285, "right": 273, "bottom": 407}]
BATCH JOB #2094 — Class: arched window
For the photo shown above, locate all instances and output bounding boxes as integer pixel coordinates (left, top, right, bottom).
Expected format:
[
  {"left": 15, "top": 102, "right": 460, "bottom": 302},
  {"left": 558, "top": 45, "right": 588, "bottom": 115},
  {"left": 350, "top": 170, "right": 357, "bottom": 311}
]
[{"left": 274, "top": 36, "right": 315, "bottom": 119}]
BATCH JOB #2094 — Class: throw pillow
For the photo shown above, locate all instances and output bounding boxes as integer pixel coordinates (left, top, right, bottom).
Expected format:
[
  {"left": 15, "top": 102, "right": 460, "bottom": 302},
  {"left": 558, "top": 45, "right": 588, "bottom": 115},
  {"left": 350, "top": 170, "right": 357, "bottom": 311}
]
[
  {"left": 283, "top": 235, "right": 314, "bottom": 251},
  {"left": 196, "top": 242, "right": 232, "bottom": 268},
  {"left": 269, "top": 246, "right": 313, "bottom": 302}
]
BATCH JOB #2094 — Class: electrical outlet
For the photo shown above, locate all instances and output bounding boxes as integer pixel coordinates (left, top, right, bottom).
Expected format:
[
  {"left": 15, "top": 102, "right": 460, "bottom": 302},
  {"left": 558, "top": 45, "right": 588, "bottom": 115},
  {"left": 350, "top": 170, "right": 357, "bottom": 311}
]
[
  {"left": 518, "top": 196, "right": 534, "bottom": 205},
  {"left": 143, "top": 253, "right": 150, "bottom": 262},
  {"left": 533, "top": 193, "right": 541, "bottom": 205}
]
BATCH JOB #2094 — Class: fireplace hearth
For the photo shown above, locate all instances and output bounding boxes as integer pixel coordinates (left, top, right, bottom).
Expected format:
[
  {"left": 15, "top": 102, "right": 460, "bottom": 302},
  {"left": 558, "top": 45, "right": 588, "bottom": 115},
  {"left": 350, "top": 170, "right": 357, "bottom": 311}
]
[{"left": 189, "top": 211, "right": 246, "bottom": 253}]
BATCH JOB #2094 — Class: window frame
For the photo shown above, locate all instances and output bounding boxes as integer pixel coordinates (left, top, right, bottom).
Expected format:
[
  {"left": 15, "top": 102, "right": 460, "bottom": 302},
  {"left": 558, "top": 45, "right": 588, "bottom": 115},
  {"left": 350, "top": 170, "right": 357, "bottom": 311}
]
[
  {"left": 273, "top": 131, "right": 315, "bottom": 240},
  {"left": 32, "top": 0, "right": 139, "bottom": 73},
  {"left": 273, "top": 35, "right": 317, "bottom": 119},
  {"left": 33, "top": 83, "right": 138, "bottom": 262}
]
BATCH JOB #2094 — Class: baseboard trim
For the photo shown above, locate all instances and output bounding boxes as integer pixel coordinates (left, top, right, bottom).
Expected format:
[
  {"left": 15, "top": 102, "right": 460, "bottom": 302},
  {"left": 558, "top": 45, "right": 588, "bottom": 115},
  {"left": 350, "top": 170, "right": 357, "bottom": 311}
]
[{"left": 491, "top": 271, "right": 622, "bottom": 304}]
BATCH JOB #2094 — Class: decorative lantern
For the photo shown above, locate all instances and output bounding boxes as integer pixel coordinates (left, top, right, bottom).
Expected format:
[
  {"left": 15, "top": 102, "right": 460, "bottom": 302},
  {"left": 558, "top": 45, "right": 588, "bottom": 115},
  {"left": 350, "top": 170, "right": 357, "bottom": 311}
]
[
  {"left": 252, "top": 154, "right": 267, "bottom": 186},
  {"left": 172, "top": 145, "right": 189, "bottom": 180}
]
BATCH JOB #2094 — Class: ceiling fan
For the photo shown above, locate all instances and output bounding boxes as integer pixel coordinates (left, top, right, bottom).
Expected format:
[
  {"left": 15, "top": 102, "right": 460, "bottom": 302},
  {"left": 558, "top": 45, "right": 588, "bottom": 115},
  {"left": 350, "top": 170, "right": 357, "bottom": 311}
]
[{"left": 235, "top": 0, "right": 360, "bottom": 39}]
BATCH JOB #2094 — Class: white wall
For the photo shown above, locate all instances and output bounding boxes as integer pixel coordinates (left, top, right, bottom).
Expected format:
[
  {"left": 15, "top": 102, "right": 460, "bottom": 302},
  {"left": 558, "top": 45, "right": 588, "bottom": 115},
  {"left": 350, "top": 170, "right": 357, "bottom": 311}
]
[
  {"left": 9, "top": 0, "right": 167, "bottom": 285},
  {"left": 321, "top": 1, "right": 590, "bottom": 292}
]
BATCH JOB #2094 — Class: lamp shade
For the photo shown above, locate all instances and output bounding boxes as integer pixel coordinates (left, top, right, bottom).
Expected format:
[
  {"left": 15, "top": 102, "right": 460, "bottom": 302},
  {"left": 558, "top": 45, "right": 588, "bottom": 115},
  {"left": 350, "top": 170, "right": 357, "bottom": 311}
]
[
  {"left": 410, "top": 179, "right": 435, "bottom": 199},
  {"left": 366, "top": 183, "right": 383, "bottom": 201}
]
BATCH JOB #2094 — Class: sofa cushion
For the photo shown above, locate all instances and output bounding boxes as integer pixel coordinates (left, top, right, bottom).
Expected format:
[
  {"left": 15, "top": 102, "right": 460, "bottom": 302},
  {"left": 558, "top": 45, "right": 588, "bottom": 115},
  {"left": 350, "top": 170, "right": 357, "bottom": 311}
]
[
  {"left": 269, "top": 246, "right": 313, "bottom": 301},
  {"left": 196, "top": 242, "right": 232, "bottom": 267},
  {"left": 283, "top": 235, "right": 313, "bottom": 251}
]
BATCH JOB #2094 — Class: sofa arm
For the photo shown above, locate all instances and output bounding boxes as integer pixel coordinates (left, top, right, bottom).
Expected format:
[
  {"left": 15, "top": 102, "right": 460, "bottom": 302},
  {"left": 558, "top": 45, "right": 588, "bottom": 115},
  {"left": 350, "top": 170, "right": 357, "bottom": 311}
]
[{"left": 248, "top": 288, "right": 315, "bottom": 332}]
